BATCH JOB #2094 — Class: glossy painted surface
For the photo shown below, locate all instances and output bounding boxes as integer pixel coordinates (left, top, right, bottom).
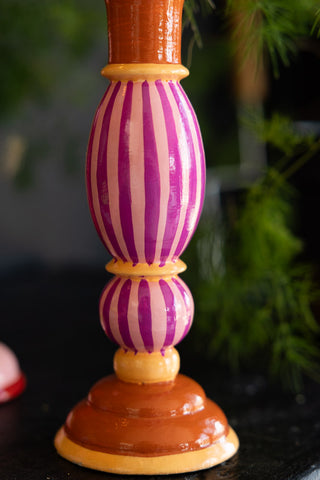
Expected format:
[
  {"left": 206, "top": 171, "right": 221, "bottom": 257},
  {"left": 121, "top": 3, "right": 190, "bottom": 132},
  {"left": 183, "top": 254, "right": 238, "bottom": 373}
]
[
  {"left": 105, "top": 0, "right": 184, "bottom": 64},
  {"left": 106, "top": 257, "right": 187, "bottom": 277},
  {"left": 55, "top": 426, "right": 239, "bottom": 475},
  {"left": 113, "top": 347, "right": 180, "bottom": 383},
  {"left": 0, "top": 342, "right": 26, "bottom": 403},
  {"left": 56, "top": 0, "right": 239, "bottom": 472},
  {"left": 99, "top": 275, "right": 194, "bottom": 352},
  {"left": 86, "top": 80, "right": 205, "bottom": 266},
  {"left": 0, "top": 374, "right": 26, "bottom": 404},
  {"left": 101, "top": 63, "right": 189, "bottom": 82},
  {"left": 64, "top": 374, "right": 229, "bottom": 456}
]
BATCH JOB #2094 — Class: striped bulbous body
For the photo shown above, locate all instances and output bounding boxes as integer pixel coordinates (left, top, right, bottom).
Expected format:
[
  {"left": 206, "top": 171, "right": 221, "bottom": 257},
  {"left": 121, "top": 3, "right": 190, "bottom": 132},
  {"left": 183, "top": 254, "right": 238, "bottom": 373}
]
[
  {"left": 86, "top": 78, "right": 205, "bottom": 354},
  {"left": 86, "top": 79, "right": 205, "bottom": 266}
]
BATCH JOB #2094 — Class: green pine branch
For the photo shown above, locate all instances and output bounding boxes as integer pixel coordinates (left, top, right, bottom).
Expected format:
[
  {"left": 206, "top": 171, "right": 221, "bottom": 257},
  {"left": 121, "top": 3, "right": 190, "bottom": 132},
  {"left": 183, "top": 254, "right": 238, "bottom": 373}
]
[
  {"left": 183, "top": 0, "right": 320, "bottom": 76},
  {"left": 185, "top": 169, "right": 320, "bottom": 391}
]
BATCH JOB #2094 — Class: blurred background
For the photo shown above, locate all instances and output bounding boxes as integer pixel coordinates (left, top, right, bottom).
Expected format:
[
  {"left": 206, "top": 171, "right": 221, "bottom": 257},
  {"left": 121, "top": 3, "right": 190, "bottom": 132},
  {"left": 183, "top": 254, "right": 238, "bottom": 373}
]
[
  {"left": 0, "top": 0, "right": 109, "bottom": 269},
  {"left": 1, "top": 0, "right": 320, "bottom": 389}
]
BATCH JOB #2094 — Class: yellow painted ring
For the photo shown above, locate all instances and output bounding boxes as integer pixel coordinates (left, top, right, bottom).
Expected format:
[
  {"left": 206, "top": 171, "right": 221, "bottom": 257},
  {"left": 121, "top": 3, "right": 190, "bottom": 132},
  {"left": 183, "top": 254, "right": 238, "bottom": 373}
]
[
  {"left": 54, "top": 426, "right": 239, "bottom": 475},
  {"left": 105, "top": 258, "right": 187, "bottom": 277},
  {"left": 101, "top": 63, "right": 189, "bottom": 81},
  {"left": 113, "top": 347, "right": 180, "bottom": 384}
]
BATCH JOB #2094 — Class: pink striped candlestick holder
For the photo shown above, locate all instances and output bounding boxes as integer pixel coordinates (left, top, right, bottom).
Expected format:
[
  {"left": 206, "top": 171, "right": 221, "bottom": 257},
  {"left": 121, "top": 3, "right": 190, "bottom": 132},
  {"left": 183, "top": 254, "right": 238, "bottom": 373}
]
[{"left": 54, "top": 0, "right": 239, "bottom": 474}]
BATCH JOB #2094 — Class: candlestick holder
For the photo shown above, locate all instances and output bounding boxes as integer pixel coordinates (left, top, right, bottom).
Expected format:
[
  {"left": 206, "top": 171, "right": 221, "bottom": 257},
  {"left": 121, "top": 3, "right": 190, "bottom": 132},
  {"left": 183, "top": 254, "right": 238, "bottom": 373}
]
[
  {"left": 0, "top": 342, "right": 26, "bottom": 403},
  {"left": 54, "top": 0, "right": 239, "bottom": 473}
]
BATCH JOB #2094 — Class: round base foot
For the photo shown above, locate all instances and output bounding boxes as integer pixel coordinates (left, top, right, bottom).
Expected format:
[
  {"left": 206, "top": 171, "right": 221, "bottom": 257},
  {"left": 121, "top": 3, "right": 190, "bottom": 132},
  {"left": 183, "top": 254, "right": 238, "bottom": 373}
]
[
  {"left": 55, "top": 426, "right": 238, "bottom": 475},
  {"left": 54, "top": 374, "right": 239, "bottom": 474}
]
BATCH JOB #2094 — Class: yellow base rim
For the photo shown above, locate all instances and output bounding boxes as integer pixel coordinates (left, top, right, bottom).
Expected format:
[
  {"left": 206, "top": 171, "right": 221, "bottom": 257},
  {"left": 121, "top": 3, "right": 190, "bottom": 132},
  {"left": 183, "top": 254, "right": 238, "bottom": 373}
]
[{"left": 54, "top": 426, "right": 239, "bottom": 475}]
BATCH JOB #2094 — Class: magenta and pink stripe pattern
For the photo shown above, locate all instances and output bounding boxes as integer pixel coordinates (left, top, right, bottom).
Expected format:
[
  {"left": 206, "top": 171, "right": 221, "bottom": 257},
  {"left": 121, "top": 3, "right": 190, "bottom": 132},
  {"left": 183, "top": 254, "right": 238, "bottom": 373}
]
[
  {"left": 99, "top": 276, "right": 194, "bottom": 353},
  {"left": 86, "top": 80, "right": 205, "bottom": 265}
]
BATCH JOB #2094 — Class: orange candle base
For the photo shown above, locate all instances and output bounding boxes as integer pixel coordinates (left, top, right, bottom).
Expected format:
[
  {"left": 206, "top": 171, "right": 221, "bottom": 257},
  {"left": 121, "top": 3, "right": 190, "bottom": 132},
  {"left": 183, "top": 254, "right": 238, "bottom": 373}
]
[{"left": 55, "top": 373, "right": 238, "bottom": 474}]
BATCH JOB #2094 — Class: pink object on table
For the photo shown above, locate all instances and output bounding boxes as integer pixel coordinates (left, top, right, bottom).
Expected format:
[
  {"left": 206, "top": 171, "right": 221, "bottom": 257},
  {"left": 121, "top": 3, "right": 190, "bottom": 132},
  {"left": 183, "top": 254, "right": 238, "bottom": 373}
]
[{"left": 0, "top": 342, "right": 26, "bottom": 403}]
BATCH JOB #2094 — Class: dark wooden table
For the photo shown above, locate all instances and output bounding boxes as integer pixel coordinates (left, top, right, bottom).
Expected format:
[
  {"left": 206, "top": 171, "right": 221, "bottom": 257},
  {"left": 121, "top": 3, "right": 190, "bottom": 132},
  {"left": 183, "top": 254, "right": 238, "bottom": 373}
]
[{"left": 1, "top": 266, "right": 320, "bottom": 480}]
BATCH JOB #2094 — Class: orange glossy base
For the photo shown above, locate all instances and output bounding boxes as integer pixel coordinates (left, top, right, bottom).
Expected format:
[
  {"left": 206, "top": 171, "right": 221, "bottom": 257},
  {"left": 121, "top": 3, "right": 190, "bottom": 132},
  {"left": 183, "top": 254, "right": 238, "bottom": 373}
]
[{"left": 54, "top": 374, "right": 239, "bottom": 474}]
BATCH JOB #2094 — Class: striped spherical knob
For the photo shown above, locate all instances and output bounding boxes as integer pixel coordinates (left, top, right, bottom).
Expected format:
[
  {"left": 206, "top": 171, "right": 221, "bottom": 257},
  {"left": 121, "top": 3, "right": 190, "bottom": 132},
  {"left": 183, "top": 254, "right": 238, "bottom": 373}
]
[
  {"left": 99, "top": 275, "right": 194, "bottom": 353},
  {"left": 85, "top": 0, "right": 205, "bottom": 375}
]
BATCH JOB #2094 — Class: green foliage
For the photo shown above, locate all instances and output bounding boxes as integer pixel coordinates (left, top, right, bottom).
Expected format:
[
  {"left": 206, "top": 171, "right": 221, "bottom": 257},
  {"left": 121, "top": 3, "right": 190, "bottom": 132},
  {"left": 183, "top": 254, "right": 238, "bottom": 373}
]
[
  {"left": 0, "top": 0, "right": 105, "bottom": 116},
  {"left": 183, "top": 0, "right": 215, "bottom": 66},
  {"left": 226, "top": 0, "right": 320, "bottom": 76},
  {"left": 311, "top": 7, "right": 320, "bottom": 37},
  {"left": 242, "top": 111, "right": 315, "bottom": 157},
  {"left": 184, "top": 170, "right": 320, "bottom": 390},
  {"left": 184, "top": 0, "right": 320, "bottom": 76},
  {"left": 183, "top": 0, "right": 320, "bottom": 87},
  {"left": 183, "top": 0, "right": 215, "bottom": 49},
  {"left": 183, "top": 104, "right": 320, "bottom": 390},
  {"left": 242, "top": 110, "right": 320, "bottom": 181}
]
